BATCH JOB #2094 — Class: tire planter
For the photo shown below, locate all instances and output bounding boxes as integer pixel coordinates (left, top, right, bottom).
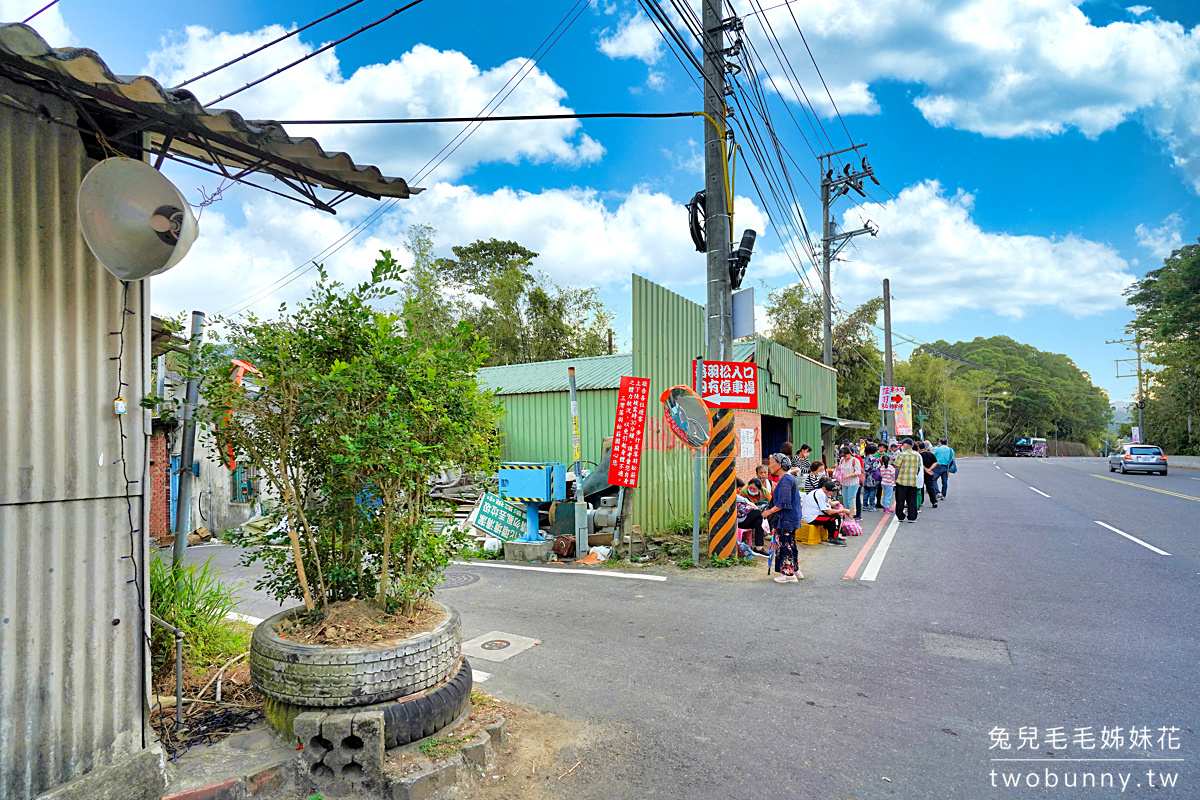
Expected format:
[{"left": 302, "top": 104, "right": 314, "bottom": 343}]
[
  {"left": 250, "top": 601, "right": 462, "bottom": 708},
  {"left": 264, "top": 656, "right": 474, "bottom": 747}
]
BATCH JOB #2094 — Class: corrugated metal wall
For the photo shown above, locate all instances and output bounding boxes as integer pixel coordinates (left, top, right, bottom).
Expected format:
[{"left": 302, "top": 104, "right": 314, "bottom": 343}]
[
  {"left": 631, "top": 275, "right": 705, "bottom": 534},
  {"left": 0, "top": 78, "right": 149, "bottom": 799},
  {"left": 496, "top": 389, "right": 620, "bottom": 467}
]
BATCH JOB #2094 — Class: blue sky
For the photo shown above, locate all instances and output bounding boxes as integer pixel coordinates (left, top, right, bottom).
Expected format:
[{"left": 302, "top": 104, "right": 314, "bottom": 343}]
[{"left": 7, "top": 0, "right": 1200, "bottom": 403}]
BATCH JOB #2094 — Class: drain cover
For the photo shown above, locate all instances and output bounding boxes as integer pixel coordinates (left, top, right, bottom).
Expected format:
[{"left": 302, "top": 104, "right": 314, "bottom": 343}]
[
  {"left": 480, "top": 639, "right": 511, "bottom": 651},
  {"left": 441, "top": 572, "right": 481, "bottom": 589}
]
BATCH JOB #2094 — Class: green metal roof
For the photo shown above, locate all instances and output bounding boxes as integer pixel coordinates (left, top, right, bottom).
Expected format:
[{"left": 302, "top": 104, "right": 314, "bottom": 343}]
[{"left": 478, "top": 353, "right": 632, "bottom": 395}]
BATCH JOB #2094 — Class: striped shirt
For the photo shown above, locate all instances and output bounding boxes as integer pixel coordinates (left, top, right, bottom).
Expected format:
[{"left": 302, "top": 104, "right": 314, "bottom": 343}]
[{"left": 879, "top": 465, "right": 896, "bottom": 487}]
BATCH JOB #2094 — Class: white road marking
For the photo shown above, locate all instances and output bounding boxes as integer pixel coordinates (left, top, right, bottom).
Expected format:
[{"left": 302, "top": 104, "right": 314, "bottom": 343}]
[
  {"left": 1029, "top": 487, "right": 1051, "bottom": 498},
  {"left": 226, "top": 612, "right": 264, "bottom": 625},
  {"left": 1004, "top": 473, "right": 1016, "bottom": 479},
  {"left": 472, "top": 669, "right": 492, "bottom": 683},
  {"left": 860, "top": 516, "right": 901, "bottom": 582},
  {"left": 1094, "top": 521, "right": 1170, "bottom": 556},
  {"left": 452, "top": 560, "right": 667, "bottom": 581}
]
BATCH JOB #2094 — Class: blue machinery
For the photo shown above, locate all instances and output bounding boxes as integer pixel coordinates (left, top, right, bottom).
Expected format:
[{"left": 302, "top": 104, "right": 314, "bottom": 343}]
[{"left": 497, "top": 462, "right": 567, "bottom": 542}]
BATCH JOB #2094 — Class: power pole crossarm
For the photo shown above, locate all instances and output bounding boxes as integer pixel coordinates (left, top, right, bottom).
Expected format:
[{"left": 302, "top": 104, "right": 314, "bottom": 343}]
[{"left": 819, "top": 150, "right": 880, "bottom": 367}]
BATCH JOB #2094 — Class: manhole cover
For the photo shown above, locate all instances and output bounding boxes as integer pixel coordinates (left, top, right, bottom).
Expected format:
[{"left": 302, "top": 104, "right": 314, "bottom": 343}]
[
  {"left": 441, "top": 572, "right": 480, "bottom": 589},
  {"left": 480, "top": 640, "right": 511, "bottom": 651}
]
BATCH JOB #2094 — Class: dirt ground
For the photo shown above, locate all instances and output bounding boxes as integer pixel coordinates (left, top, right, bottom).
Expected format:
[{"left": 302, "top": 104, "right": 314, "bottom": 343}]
[{"left": 276, "top": 598, "right": 445, "bottom": 647}]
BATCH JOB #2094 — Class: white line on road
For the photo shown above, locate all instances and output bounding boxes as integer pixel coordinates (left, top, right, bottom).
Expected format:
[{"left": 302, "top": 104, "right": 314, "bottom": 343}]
[
  {"left": 1094, "top": 521, "right": 1171, "bottom": 556},
  {"left": 226, "top": 612, "right": 264, "bottom": 625},
  {"left": 1004, "top": 473, "right": 1016, "bottom": 479},
  {"left": 1029, "top": 487, "right": 1051, "bottom": 498},
  {"left": 472, "top": 669, "right": 492, "bottom": 683},
  {"left": 452, "top": 561, "right": 667, "bottom": 581},
  {"left": 860, "top": 516, "right": 901, "bottom": 582}
]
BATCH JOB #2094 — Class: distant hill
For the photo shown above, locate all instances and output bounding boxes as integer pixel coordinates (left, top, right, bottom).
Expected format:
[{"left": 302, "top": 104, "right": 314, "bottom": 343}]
[{"left": 1110, "top": 401, "right": 1132, "bottom": 432}]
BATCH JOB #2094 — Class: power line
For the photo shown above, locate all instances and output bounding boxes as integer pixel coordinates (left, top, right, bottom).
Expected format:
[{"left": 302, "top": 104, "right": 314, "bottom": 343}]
[
  {"left": 782, "top": 1, "right": 855, "bottom": 148},
  {"left": 21, "top": 0, "right": 57, "bottom": 23},
  {"left": 273, "top": 111, "right": 701, "bottom": 124},
  {"left": 175, "top": 0, "right": 368, "bottom": 89},
  {"left": 207, "top": 0, "right": 430, "bottom": 106}
]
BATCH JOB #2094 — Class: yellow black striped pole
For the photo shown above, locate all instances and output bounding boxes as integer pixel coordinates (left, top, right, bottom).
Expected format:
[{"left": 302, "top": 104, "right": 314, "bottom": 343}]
[{"left": 707, "top": 408, "right": 737, "bottom": 559}]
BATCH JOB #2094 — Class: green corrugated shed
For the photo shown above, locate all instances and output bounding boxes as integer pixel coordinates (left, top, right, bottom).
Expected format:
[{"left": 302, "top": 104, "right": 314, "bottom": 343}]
[
  {"left": 479, "top": 355, "right": 627, "bottom": 467},
  {"left": 479, "top": 275, "right": 838, "bottom": 536}
]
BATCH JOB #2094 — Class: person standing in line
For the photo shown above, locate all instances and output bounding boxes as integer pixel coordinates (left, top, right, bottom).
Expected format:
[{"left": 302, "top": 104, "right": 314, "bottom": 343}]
[
  {"left": 918, "top": 441, "right": 939, "bottom": 508},
  {"left": 893, "top": 438, "right": 924, "bottom": 522},
  {"left": 932, "top": 437, "right": 955, "bottom": 499},
  {"left": 878, "top": 454, "right": 896, "bottom": 513},
  {"left": 763, "top": 453, "right": 801, "bottom": 582},
  {"left": 861, "top": 443, "right": 881, "bottom": 511},
  {"left": 853, "top": 445, "right": 866, "bottom": 517},
  {"left": 834, "top": 447, "right": 863, "bottom": 521}
]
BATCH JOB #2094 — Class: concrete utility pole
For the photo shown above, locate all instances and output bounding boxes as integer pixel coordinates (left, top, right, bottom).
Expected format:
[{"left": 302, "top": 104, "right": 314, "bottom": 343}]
[
  {"left": 702, "top": 0, "right": 738, "bottom": 561},
  {"left": 883, "top": 279, "right": 895, "bottom": 438},
  {"left": 819, "top": 146, "right": 879, "bottom": 366},
  {"left": 173, "top": 310, "right": 205, "bottom": 567},
  {"left": 1108, "top": 337, "right": 1146, "bottom": 439}
]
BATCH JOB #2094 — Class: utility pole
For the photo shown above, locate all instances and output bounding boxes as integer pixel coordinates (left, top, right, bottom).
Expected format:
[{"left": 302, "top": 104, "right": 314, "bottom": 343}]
[
  {"left": 702, "top": 0, "right": 738, "bottom": 561},
  {"left": 1107, "top": 337, "right": 1145, "bottom": 439},
  {"left": 172, "top": 310, "right": 205, "bottom": 566},
  {"left": 883, "top": 279, "right": 894, "bottom": 438},
  {"left": 819, "top": 147, "right": 879, "bottom": 366}
]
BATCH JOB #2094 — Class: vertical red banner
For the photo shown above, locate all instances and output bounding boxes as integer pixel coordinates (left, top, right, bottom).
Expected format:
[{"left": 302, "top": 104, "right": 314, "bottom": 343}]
[{"left": 608, "top": 376, "right": 651, "bottom": 487}]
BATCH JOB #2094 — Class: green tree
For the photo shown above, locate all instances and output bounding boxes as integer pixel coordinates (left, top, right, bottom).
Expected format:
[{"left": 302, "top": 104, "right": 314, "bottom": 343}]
[{"left": 765, "top": 283, "right": 883, "bottom": 425}]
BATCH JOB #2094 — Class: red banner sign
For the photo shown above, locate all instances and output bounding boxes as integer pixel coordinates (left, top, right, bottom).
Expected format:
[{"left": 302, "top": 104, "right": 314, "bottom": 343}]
[
  {"left": 692, "top": 360, "right": 758, "bottom": 409},
  {"left": 608, "top": 376, "right": 651, "bottom": 487}
]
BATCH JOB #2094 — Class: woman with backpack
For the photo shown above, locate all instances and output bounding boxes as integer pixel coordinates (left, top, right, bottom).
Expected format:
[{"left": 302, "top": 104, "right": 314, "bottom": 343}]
[{"left": 861, "top": 443, "right": 882, "bottom": 511}]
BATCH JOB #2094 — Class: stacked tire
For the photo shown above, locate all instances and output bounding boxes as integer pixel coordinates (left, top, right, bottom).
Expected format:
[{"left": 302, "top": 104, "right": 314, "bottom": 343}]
[{"left": 250, "top": 601, "right": 472, "bottom": 747}]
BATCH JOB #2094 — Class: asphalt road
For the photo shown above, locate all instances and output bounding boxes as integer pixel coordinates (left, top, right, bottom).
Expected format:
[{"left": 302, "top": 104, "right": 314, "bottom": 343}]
[{"left": 187, "top": 457, "right": 1200, "bottom": 798}]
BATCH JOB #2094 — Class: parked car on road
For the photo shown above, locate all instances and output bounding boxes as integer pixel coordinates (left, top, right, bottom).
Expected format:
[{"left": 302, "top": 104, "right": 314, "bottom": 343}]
[{"left": 1108, "top": 444, "right": 1168, "bottom": 475}]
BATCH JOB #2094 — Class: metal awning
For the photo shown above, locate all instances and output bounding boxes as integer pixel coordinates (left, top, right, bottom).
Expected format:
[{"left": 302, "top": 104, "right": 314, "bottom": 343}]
[
  {"left": 820, "top": 416, "right": 872, "bottom": 429},
  {"left": 0, "top": 23, "right": 420, "bottom": 213}
]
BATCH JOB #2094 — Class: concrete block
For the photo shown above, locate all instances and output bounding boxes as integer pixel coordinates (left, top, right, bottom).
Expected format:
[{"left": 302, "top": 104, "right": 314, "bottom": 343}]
[
  {"left": 502, "top": 539, "right": 552, "bottom": 562},
  {"left": 244, "top": 764, "right": 285, "bottom": 797},
  {"left": 482, "top": 716, "right": 507, "bottom": 744},
  {"left": 38, "top": 745, "right": 169, "bottom": 800},
  {"left": 388, "top": 754, "right": 467, "bottom": 800},
  {"left": 458, "top": 736, "right": 493, "bottom": 771}
]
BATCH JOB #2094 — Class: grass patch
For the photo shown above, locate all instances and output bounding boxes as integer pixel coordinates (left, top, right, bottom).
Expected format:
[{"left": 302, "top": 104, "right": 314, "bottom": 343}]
[
  {"left": 462, "top": 545, "right": 505, "bottom": 561},
  {"left": 675, "top": 556, "right": 695, "bottom": 570},
  {"left": 471, "top": 689, "right": 499, "bottom": 708},
  {"left": 149, "top": 555, "right": 248, "bottom": 675}
]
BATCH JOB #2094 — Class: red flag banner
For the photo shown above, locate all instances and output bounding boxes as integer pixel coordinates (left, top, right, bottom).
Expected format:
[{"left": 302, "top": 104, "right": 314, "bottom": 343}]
[{"left": 608, "top": 376, "right": 651, "bottom": 487}]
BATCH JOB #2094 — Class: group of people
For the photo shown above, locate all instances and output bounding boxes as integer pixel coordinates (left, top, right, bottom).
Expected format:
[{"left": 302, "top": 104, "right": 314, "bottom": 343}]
[{"left": 736, "top": 436, "right": 957, "bottom": 584}]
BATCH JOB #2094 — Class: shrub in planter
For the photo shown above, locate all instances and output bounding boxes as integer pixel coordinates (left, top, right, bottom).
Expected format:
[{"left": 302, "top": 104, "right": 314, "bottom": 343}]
[{"left": 189, "top": 253, "right": 500, "bottom": 728}]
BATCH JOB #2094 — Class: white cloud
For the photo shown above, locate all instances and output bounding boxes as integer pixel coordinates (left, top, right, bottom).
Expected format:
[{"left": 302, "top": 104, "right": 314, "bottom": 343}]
[
  {"left": 1128, "top": 6, "right": 1152, "bottom": 17},
  {"left": 1134, "top": 212, "right": 1184, "bottom": 259},
  {"left": 143, "top": 27, "right": 602, "bottom": 182},
  {"left": 598, "top": 14, "right": 663, "bottom": 64},
  {"left": 3, "top": 0, "right": 74, "bottom": 46},
  {"left": 151, "top": 181, "right": 767, "bottom": 316},
  {"left": 821, "top": 180, "right": 1136, "bottom": 323},
  {"left": 739, "top": 0, "right": 1200, "bottom": 191}
]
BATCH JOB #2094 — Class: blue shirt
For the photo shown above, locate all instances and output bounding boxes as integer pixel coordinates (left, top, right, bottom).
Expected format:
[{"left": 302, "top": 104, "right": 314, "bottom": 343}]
[
  {"left": 933, "top": 444, "right": 955, "bottom": 466},
  {"left": 770, "top": 473, "right": 800, "bottom": 530}
]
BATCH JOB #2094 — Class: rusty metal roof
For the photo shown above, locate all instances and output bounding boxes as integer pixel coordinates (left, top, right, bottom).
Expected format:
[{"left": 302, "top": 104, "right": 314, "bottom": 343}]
[{"left": 0, "top": 23, "right": 420, "bottom": 212}]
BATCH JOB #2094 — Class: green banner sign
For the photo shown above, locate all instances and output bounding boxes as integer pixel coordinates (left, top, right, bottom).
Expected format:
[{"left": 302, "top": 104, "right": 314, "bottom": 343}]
[{"left": 473, "top": 492, "right": 527, "bottom": 541}]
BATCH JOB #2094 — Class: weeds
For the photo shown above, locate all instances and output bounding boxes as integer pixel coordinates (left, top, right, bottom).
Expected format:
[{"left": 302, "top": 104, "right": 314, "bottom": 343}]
[
  {"left": 149, "top": 556, "right": 249, "bottom": 675},
  {"left": 462, "top": 545, "right": 505, "bottom": 561},
  {"left": 675, "top": 556, "right": 695, "bottom": 570},
  {"left": 419, "top": 734, "right": 474, "bottom": 761}
]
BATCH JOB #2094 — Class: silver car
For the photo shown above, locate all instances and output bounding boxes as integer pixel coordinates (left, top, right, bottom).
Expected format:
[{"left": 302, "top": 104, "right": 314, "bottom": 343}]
[{"left": 1109, "top": 444, "right": 1168, "bottom": 475}]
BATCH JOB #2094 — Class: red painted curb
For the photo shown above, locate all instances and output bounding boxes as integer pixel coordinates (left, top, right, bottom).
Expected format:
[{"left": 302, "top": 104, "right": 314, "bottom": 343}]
[{"left": 162, "top": 777, "right": 239, "bottom": 800}]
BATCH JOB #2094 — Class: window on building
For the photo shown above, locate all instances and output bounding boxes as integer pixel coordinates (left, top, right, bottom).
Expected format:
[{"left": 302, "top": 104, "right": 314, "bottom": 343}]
[{"left": 230, "top": 463, "right": 256, "bottom": 503}]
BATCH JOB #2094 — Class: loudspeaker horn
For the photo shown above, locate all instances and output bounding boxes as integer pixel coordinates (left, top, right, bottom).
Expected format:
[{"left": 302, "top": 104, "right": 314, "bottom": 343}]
[{"left": 78, "top": 157, "right": 198, "bottom": 281}]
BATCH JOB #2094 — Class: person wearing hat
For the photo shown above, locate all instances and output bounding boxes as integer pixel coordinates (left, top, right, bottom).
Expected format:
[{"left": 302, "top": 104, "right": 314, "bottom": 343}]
[
  {"left": 763, "top": 453, "right": 801, "bottom": 581},
  {"left": 893, "top": 438, "right": 925, "bottom": 522},
  {"left": 802, "top": 477, "right": 853, "bottom": 545}
]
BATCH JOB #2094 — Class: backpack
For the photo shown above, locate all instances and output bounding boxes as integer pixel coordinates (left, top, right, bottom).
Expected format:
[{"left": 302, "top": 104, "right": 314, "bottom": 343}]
[
  {"left": 865, "top": 456, "right": 882, "bottom": 485},
  {"left": 552, "top": 535, "right": 576, "bottom": 558}
]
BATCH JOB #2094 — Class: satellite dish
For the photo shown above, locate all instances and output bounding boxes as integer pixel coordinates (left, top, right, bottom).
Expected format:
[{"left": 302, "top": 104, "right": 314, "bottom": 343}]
[{"left": 78, "top": 157, "right": 198, "bottom": 281}]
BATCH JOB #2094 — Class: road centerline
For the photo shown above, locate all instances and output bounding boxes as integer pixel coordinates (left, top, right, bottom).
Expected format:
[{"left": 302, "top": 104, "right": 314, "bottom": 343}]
[
  {"left": 1094, "top": 521, "right": 1171, "bottom": 556},
  {"left": 1090, "top": 473, "right": 1200, "bottom": 502},
  {"left": 1004, "top": 472, "right": 1015, "bottom": 479},
  {"left": 860, "top": 516, "right": 901, "bottom": 582},
  {"left": 1029, "top": 487, "right": 1051, "bottom": 498}
]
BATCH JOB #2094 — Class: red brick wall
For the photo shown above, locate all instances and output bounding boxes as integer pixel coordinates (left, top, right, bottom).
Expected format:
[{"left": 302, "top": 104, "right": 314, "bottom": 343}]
[
  {"left": 733, "top": 410, "right": 763, "bottom": 484},
  {"left": 148, "top": 431, "right": 171, "bottom": 536}
]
